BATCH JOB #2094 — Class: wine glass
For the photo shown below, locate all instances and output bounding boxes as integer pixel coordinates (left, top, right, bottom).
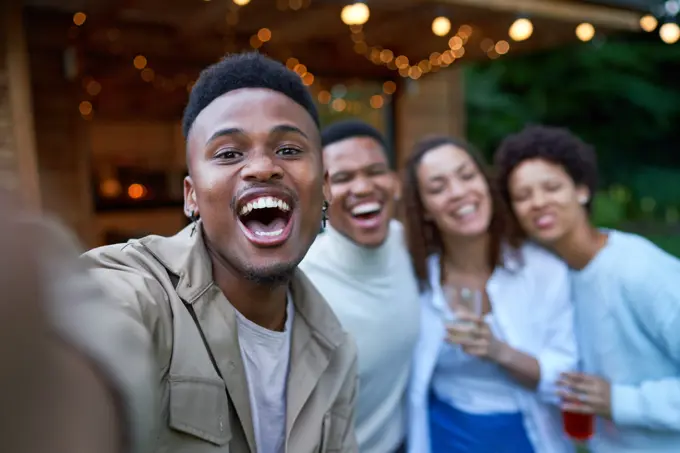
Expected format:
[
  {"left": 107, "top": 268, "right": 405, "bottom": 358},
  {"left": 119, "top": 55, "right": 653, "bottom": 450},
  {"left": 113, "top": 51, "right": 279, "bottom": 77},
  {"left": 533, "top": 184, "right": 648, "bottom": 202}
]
[{"left": 441, "top": 284, "right": 482, "bottom": 343}]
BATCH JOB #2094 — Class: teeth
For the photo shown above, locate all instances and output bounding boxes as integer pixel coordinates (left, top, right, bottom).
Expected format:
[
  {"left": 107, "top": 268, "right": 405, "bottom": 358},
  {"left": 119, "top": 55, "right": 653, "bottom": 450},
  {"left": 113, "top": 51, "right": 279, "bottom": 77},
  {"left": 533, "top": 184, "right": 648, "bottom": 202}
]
[
  {"left": 456, "top": 204, "right": 476, "bottom": 217},
  {"left": 255, "top": 229, "right": 284, "bottom": 237},
  {"left": 351, "top": 202, "right": 382, "bottom": 216},
  {"left": 239, "top": 196, "right": 290, "bottom": 216}
]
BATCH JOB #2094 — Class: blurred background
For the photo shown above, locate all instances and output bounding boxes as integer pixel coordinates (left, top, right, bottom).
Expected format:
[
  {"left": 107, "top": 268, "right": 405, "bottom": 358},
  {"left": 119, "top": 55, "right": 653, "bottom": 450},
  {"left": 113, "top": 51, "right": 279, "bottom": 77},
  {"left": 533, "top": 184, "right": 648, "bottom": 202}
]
[{"left": 1, "top": 0, "right": 678, "bottom": 255}]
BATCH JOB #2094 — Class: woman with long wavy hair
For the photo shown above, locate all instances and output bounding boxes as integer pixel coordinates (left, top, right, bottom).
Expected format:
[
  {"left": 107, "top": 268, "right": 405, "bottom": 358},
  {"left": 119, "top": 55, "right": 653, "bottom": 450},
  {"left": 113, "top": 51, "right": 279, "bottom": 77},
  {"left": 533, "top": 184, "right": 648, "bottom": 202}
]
[{"left": 403, "top": 136, "right": 578, "bottom": 453}]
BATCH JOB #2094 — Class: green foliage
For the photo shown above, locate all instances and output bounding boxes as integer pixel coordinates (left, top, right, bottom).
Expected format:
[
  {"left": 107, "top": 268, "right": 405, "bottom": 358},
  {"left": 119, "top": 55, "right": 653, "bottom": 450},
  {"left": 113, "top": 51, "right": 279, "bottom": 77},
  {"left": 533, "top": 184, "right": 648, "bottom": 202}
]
[{"left": 465, "top": 33, "right": 680, "bottom": 186}]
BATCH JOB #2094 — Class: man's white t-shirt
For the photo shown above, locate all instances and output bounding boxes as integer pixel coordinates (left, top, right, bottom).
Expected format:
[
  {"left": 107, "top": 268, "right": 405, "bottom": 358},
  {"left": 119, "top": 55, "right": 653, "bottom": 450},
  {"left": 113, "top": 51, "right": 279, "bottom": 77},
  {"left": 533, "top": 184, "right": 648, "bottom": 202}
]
[{"left": 235, "top": 297, "right": 294, "bottom": 453}]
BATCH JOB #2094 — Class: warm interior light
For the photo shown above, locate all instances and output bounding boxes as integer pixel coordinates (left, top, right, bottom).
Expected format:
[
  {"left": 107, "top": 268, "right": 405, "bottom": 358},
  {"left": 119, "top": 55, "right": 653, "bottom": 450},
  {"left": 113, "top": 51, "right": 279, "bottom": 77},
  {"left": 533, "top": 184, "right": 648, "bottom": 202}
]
[
  {"left": 317, "top": 91, "right": 332, "bottom": 104},
  {"left": 331, "top": 98, "right": 347, "bottom": 112},
  {"left": 232, "top": 0, "right": 251, "bottom": 5},
  {"left": 495, "top": 40, "right": 510, "bottom": 55},
  {"left": 341, "top": 3, "right": 370, "bottom": 26},
  {"left": 509, "top": 18, "right": 533, "bottom": 42},
  {"left": 73, "top": 12, "right": 87, "bottom": 26},
  {"left": 100, "top": 179, "right": 122, "bottom": 198},
  {"left": 133, "top": 55, "right": 147, "bottom": 70},
  {"left": 659, "top": 22, "right": 680, "bottom": 44},
  {"left": 78, "top": 101, "right": 93, "bottom": 116},
  {"left": 257, "top": 28, "right": 272, "bottom": 42},
  {"left": 640, "top": 14, "right": 658, "bottom": 32},
  {"left": 127, "top": 183, "right": 147, "bottom": 200},
  {"left": 382, "top": 81, "right": 396, "bottom": 94},
  {"left": 432, "top": 16, "right": 451, "bottom": 37},
  {"left": 576, "top": 23, "right": 595, "bottom": 42},
  {"left": 370, "top": 95, "right": 384, "bottom": 108}
]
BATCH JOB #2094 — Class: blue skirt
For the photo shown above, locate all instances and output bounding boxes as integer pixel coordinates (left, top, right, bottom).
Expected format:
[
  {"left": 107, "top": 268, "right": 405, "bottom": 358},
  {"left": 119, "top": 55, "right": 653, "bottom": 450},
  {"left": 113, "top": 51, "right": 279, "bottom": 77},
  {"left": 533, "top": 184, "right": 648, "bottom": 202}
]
[{"left": 429, "top": 392, "right": 535, "bottom": 453}]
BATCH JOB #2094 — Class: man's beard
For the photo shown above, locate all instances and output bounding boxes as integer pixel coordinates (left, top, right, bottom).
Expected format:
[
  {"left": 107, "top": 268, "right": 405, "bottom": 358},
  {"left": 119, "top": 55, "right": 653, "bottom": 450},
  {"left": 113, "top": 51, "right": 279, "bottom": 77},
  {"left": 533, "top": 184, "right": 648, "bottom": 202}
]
[
  {"left": 240, "top": 260, "right": 298, "bottom": 286},
  {"left": 204, "top": 231, "right": 305, "bottom": 287}
]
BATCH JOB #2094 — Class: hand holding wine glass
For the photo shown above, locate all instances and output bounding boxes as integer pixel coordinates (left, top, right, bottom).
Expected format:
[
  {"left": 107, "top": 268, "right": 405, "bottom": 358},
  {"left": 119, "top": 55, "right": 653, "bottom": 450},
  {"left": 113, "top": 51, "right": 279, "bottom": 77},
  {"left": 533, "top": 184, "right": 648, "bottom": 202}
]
[
  {"left": 445, "top": 312, "right": 505, "bottom": 360},
  {"left": 442, "top": 285, "right": 504, "bottom": 361}
]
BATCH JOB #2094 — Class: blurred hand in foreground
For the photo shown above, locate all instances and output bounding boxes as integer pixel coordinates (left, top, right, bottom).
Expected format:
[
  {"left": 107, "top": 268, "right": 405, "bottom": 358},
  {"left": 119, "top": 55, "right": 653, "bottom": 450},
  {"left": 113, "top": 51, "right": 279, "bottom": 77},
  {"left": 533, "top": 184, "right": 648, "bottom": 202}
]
[{"left": 0, "top": 191, "right": 123, "bottom": 453}]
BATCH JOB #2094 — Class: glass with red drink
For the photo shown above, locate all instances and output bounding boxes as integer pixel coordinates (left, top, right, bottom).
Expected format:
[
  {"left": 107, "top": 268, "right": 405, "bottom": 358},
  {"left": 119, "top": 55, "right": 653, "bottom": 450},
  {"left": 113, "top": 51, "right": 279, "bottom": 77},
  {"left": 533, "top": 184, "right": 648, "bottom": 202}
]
[{"left": 562, "top": 408, "right": 594, "bottom": 442}]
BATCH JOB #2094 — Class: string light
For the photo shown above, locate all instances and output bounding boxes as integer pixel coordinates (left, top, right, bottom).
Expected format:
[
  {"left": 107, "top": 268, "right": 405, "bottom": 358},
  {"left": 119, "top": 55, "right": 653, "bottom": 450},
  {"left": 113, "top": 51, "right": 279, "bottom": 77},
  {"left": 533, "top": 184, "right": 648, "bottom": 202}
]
[
  {"left": 509, "top": 18, "right": 533, "bottom": 42},
  {"left": 133, "top": 55, "right": 147, "bottom": 70},
  {"left": 432, "top": 17, "right": 451, "bottom": 36},
  {"left": 347, "top": 23, "right": 473, "bottom": 79},
  {"left": 575, "top": 23, "right": 595, "bottom": 42},
  {"left": 495, "top": 40, "right": 510, "bottom": 55},
  {"left": 85, "top": 79, "right": 102, "bottom": 95},
  {"left": 341, "top": 3, "right": 370, "bottom": 26},
  {"left": 79, "top": 101, "right": 93, "bottom": 115},
  {"left": 369, "top": 94, "right": 384, "bottom": 109},
  {"left": 659, "top": 22, "right": 680, "bottom": 44},
  {"left": 257, "top": 28, "right": 272, "bottom": 42},
  {"left": 640, "top": 14, "right": 658, "bottom": 32}
]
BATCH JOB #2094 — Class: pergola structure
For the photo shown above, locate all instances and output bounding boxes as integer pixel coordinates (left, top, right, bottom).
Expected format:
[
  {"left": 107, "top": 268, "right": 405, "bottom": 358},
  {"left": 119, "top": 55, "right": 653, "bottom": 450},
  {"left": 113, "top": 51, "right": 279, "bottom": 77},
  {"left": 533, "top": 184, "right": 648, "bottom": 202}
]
[{"left": 1, "top": 0, "right": 652, "bottom": 245}]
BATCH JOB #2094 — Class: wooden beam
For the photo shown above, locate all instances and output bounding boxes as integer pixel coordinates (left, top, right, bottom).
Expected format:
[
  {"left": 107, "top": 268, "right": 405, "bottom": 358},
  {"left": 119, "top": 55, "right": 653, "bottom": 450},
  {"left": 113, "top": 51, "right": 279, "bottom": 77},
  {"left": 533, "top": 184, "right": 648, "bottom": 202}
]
[
  {"left": 436, "top": 0, "right": 641, "bottom": 30},
  {"left": 269, "top": 7, "right": 345, "bottom": 43},
  {"left": 176, "top": 0, "right": 236, "bottom": 38},
  {"left": 3, "top": 2, "right": 42, "bottom": 210}
]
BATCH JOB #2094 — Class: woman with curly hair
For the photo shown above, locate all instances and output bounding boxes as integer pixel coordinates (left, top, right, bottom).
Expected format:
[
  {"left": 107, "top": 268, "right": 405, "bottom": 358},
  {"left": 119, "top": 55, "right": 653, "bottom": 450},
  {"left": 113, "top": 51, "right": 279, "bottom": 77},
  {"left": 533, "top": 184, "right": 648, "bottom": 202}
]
[
  {"left": 495, "top": 125, "right": 680, "bottom": 453},
  {"left": 404, "top": 136, "right": 578, "bottom": 453}
]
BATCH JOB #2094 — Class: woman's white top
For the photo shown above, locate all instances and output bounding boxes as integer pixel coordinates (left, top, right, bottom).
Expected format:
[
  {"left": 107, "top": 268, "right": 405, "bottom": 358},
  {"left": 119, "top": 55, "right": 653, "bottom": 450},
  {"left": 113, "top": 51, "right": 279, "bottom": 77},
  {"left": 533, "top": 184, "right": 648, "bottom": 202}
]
[
  {"left": 432, "top": 312, "right": 521, "bottom": 414},
  {"left": 408, "top": 242, "right": 579, "bottom": 453}
]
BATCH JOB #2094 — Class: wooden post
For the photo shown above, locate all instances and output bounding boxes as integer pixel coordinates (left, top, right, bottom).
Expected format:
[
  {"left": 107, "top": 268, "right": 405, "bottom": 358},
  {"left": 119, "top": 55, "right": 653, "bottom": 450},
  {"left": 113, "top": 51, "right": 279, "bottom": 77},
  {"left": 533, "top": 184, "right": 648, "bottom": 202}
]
[
  {"left": 1, "top": 2, "right": 41, "bottom": 210},
  {"left": 394, "top": 66, "right": 466, "bottom": 168}
]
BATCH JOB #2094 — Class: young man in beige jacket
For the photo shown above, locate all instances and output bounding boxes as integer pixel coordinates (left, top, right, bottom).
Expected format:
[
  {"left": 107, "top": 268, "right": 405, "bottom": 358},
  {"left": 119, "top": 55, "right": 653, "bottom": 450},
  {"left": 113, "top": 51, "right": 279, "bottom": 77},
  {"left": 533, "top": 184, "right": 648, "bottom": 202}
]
[{"left": 78, "top": 52, "right": 358, "bottom": 453}]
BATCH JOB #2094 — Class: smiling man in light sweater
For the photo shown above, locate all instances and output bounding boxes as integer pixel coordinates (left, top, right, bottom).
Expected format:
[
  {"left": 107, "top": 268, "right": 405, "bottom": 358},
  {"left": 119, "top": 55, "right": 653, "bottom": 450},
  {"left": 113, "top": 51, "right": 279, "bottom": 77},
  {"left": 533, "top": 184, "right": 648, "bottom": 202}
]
[{"left": 300, "top": 120, "right": 420, "bottom": 453}]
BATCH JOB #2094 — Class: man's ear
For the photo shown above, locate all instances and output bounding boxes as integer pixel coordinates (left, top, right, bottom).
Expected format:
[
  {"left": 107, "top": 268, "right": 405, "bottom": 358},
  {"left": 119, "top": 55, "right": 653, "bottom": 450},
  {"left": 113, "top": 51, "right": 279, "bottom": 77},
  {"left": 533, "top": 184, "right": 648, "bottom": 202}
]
[
  {"left": 392, "top": 172, "right": 402, "bottom": 202},
  {"left": 183, "top": 176, "right": 197, "bottom": 217},
  {"left": 322, "top": 169, "right": 332, "bottom": 206}
]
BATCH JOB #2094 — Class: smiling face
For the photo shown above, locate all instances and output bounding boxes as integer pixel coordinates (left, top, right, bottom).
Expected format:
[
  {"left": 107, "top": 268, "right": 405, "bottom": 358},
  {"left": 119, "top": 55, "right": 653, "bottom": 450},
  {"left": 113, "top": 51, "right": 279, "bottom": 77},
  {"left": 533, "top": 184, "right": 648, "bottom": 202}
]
[
  {"left": 508, "top": 158, "right": 589, "bottom": 245},
  {"left": 416, "top": 144, "right": 492, "bottom": 240},
  {"left": 324, "top": 136, "right": 398, "bottom": 247},
  {"left": 184, "top": 88, "right": 329, "bottom": 283}
]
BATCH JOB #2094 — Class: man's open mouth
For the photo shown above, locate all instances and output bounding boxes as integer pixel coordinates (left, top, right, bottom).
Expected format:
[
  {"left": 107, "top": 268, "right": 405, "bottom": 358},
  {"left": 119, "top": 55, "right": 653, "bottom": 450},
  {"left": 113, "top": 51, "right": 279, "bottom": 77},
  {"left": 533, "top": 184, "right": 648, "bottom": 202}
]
[
  {"left": 349, "top": 201, "right": 384, "bottom": 229},
  {"left": 237, "top": 194, "right": 294, "bottom": 246}
]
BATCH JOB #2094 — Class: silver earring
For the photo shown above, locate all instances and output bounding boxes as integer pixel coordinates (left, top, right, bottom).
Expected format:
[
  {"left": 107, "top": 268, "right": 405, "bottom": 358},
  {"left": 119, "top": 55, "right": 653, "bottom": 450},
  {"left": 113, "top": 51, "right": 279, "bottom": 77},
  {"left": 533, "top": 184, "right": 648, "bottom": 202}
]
[{"left": 189, "top": 210, "right": 199, "bottom": 236}]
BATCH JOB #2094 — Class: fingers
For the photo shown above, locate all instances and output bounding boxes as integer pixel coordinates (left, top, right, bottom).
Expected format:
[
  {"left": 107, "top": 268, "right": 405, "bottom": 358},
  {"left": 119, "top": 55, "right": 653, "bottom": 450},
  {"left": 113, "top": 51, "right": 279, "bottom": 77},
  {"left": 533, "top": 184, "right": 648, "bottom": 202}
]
[
  {"left": 454, "top": 312, "right": 480, "bottom": 323},
  {"left": 557, "top": 372, "right": 607, "bottom": 415},
  {"left": 558, "top": 373, "right": 601, "bottom": 394},
  {"left": 561, "top": 401, "right": 595, "bottom": 414}
]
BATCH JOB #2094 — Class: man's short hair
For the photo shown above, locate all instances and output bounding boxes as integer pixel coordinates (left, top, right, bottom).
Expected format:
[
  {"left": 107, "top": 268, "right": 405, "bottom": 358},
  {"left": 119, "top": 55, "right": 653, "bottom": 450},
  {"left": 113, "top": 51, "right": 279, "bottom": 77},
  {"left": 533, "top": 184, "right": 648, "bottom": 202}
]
[
  {"left": 321, "top": 120, "right": 387, "bottom": 150},
  {"left": 494, "top": 124, "right": 599, "bottom": 211},
  {"left": 182, "top": 52, "right": 319, "bottom": 138}
]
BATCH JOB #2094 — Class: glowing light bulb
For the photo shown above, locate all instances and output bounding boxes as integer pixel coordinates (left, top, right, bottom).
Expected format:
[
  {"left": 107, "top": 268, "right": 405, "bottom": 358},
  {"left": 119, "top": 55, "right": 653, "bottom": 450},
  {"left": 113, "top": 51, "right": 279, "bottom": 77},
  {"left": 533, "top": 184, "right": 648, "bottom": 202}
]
[
  {"left": 432, "top": 16, "right": 451, "bottom": 37},
  {"left": 509, "top": 18, "right": 533, "bottom": 42},
  {"left": 659, "top": 22, "right": 680, "bottom": 44},
  {"left": 576, "top": 23, "right": 595, "bottom": 42},
  {"left": 640, "top": 14, "right": 658, "bottom": 32},
  {"left": 341, "top": 3, "right": 370, "bottom": 26}
]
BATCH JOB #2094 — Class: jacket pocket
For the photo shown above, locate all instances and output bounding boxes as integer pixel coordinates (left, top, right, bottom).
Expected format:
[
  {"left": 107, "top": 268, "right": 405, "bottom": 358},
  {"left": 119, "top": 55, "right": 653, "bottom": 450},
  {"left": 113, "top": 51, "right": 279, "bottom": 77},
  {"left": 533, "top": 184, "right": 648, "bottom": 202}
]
[
  {"left": 325, "top": 409, "right": 352, "bottom": 453},
  {"left": 168, "top": 375, "right": 232, "bottom": 447}
]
